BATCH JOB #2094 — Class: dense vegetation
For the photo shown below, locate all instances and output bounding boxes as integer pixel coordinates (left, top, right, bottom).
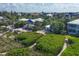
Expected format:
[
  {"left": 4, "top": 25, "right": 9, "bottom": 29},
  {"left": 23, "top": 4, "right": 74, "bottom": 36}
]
[
  {"left": 6, "top": 48, "right": 31, "bottom": 56},
  {"left": 16, "top": 32, "right": 43, "bottom": 46},
  {"left": 0, "top": 32, "right": 24, "bottom": 53},
  {"left": 50, "top": 20, "right": 66, "bottom": 34},
  {"left": 5, "top": 33, "right": 79, "bottom": 56},
  {"left": 62, "top": 36, "right": 79, "bottom": 56},
  {"left": 33, "top": 21, "right": 43, "bottom": 31},
  {"left": 35, "top": 34, "right": 65, "bottom": 56},
  {"left": 6, "top": 47, "right": 44, "bottom": 56},
  {"left": 14, "top": 21, "right": 26, "bottom": 28}
]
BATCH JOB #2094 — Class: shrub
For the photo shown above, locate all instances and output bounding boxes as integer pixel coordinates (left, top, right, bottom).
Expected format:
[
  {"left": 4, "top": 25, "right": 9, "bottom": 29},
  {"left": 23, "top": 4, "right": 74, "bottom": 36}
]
[
  {"left": 36, "top": 34, "right": 65, "bottom": 56},
  {"left": 6, "top": 48, "right": 31, "bottom": 56},
  {"left": 16, "top": 32, "right": 42, "bottom": 46},
  {"left": 6, "top": 47, "right": 44, "bottom": 56}
]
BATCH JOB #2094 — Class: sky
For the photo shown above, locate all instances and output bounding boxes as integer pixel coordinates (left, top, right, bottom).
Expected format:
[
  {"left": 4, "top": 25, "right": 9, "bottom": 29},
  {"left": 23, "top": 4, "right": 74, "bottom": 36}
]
[{"left": 0, "top": 3, "right": 79, "bottom": 12}]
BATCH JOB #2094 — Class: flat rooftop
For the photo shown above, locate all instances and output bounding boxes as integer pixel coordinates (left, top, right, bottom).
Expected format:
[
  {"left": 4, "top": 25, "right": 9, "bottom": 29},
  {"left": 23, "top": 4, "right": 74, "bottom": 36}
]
[{"left": 67, "top": 19, "right": 79, "bottom": 25}]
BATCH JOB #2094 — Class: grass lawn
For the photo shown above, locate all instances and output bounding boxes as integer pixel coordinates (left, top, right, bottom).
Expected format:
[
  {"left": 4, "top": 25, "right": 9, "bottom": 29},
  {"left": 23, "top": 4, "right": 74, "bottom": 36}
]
[
  {"left": 35, "top": 34, "right": 65, "bottom": 56},
  {"left": 16, "top": 32, "right": 43, "bottom": 46}
]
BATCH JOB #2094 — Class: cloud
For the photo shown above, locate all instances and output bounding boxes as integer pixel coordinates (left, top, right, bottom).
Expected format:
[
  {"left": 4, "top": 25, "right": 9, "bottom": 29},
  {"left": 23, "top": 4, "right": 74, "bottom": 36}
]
[{"left": 0, "top": 3, "right": 79, "bottom": 12}]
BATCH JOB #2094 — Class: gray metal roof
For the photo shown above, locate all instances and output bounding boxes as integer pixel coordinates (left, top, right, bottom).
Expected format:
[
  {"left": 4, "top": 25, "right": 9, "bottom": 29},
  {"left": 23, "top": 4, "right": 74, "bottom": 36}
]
[
  {"left": 67, "top": 19, "right": 79, "bottom": 25},
  {"left": 0, "top": 16, "right": 4, "bottom": 19}
]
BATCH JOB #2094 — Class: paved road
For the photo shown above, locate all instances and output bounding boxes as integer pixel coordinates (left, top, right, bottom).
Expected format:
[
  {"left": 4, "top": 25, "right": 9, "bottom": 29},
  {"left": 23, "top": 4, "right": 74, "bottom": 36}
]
[
  {"left": 29, "top": 43, "right": 36, "bottom": 49},
  {"left": 57, "top": 38, "right": 68, "bottom": 56},
  {"left": 36, "top": 30, "right": 46, "bottom": 35}
]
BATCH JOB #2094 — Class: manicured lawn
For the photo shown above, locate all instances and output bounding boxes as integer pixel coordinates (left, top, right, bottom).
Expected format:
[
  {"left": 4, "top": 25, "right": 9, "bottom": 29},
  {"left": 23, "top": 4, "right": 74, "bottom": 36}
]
[
  {"left": 35, "top": 34, "right": 65, "bottom": 56},
  {"left": 16, "top": 32, "right": 43, "bottom": 46}
]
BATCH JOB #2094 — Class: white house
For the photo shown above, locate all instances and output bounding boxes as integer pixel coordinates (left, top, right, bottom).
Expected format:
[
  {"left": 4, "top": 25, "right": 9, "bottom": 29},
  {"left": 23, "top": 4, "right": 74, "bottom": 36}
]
[
  {"left": 19, "top": 18, "right": 29, "bottom": 21},
  {"left": 46, "top": 13, "right": 53, "bottom": 17},
  {"left": 67, "top": 19, "right": 79, "bottom": 35},
  {"left": 33, "top": 18, "right": 44, "bottom": 22},
  {"left": 0, "top": 16, "right": 4, "bottom": 19},
  {"left": 45, "top": 25, "right": 51, "bottom": 32},
  {"left": 0, "top": 16, "right": 4, "bottom": 22},
  {"left": 13, "top": 28, "right": 27, "bottom": 32},
  {"left": 16, "top": 18, "right": 44, "bottom": 31},
  {"left": 19, "top": 18, "right": 44, "bottom": 22}
]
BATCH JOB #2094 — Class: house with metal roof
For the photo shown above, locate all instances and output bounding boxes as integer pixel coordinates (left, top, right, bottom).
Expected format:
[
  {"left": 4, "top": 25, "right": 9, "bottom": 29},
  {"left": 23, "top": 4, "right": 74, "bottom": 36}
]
[
  {"left": 19, "top": 18, "right": 44, "bottom": 22},
  {"left": 67, "top": 19, "right": 79, "bottom": 35},
  {"left": 0, "top": 16, "right": 4, "bottom": 22},
  {"left": 19, "top": 18, "right": 29, "bottom": 21},
  {"left": 46, "top": 13, "right": 53, "bottom": 17},
  {"left": 18, "top": 18, "right": 44, "bottom": 31},
  {"left": 44, "top": 25, "right": 51, "bottom": 33},
  {"left": 0, "top": 16, "right": 4, "bottom": 19}
]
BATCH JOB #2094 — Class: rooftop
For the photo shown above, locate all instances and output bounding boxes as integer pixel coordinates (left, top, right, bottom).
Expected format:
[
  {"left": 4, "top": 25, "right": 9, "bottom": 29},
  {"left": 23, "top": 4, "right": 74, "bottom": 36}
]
[
  {"left": 19, "top": 18, "right": 29, "bottom": 21},
  {"left": 0, "top": 16, "right": 4, "bottom": 19},
  {"left": 33, "top": 18, "right": 44, "bottom": 22},
  {"left": 45, "top": 25, "right": 51, "bottom": 28},
  {"left": 67, "top": 19, "right": 79, "bottom": 25},
  {"left": 19, "top": 18, "right": 44, "bottom": 22},
  {"left": 46, "top": 14, "right": 53, "bottom": 16}
]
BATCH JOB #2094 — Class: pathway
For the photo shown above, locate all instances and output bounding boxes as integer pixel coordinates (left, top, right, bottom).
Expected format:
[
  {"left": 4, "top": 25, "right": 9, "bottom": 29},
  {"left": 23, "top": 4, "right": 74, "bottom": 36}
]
[
  {"left": 29, "top": 43, "right": 36, "bottom": 49},
  {"left": 36, "top": 30, "right": 46, "bottom": 35},
  {"left": 0, "top": 52, "right": 7, "bottom": 56},
  {"left": 57, "top": 38, "right": 68, "bottom": 56}
]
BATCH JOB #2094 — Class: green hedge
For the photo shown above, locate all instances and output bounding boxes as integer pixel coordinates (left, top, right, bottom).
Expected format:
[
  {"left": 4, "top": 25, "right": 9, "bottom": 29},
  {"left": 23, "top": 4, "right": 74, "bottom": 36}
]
[
  {"left": 16, "top": 32, "right": 42, "bottom": 46},
  {"left": 36, "top": 34, "right": 65, "bottom": 56},
  {"left": 62, "top": 36, "right": 79, "bottom": 56},
  {"left": 6, "top": 47, "right": 44, "bottom": 56},
  {"left": 6, "top": 48, "right": 31, "bottom": 56}
]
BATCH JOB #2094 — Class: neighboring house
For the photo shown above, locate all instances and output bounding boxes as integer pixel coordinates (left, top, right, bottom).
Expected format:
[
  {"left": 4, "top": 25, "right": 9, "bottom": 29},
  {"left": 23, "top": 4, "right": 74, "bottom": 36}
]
[
  {"left": 46, "top": 13, "right": 53, "bottom": 17},
  {"left": 45, "top": 25, "right": 51, "bottom": 32},
  {"left": 19, "top": 18, "right": 29, "bottom": 21},
  {"left": 64, "top": 13, "right": 71, "bottom": 20},
  {"left": 18, "top": 18, "right": 44, "bottom": 30},
  {"left": 19, "top": 18, "right": 44, "bottom": 23},
  {"left": 33, "top": 18, "right": 44, "bottom": 22},
  {"left": 31, "top": 13, "right": 40, "bottom": 16},
  {"left": 17, "top": 13, "right": 22, "bottom": 16},
  {"left": 67, "top": 19, "right": 79, "bottom": 35},
  {"left": 0, "top": 16, "right": 4, "bottom": 19},
  {"left": 0, "top": 16, "right": 4, "bottom": 22},
  {"left": 22, "top": 24, "right": 34, "bottom": 31},
  {"left": 12, "top": 28, "right": 27, "bottom": 34}
]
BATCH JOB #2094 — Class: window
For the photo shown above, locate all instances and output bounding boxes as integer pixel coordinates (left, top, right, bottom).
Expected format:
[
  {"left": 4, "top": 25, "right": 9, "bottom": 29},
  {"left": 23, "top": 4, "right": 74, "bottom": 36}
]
[
  {"left": 77, "top": 31, "right": 79, "bottom": 34},
  {"left": 68, "top": 29, "right": 76, "bottom": 33},
  {"left": 69, "top": 24, "right": 76, "bottom": 28},
  {"left": 77, "top": 25, "right": 79, "bottom": 29}
]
